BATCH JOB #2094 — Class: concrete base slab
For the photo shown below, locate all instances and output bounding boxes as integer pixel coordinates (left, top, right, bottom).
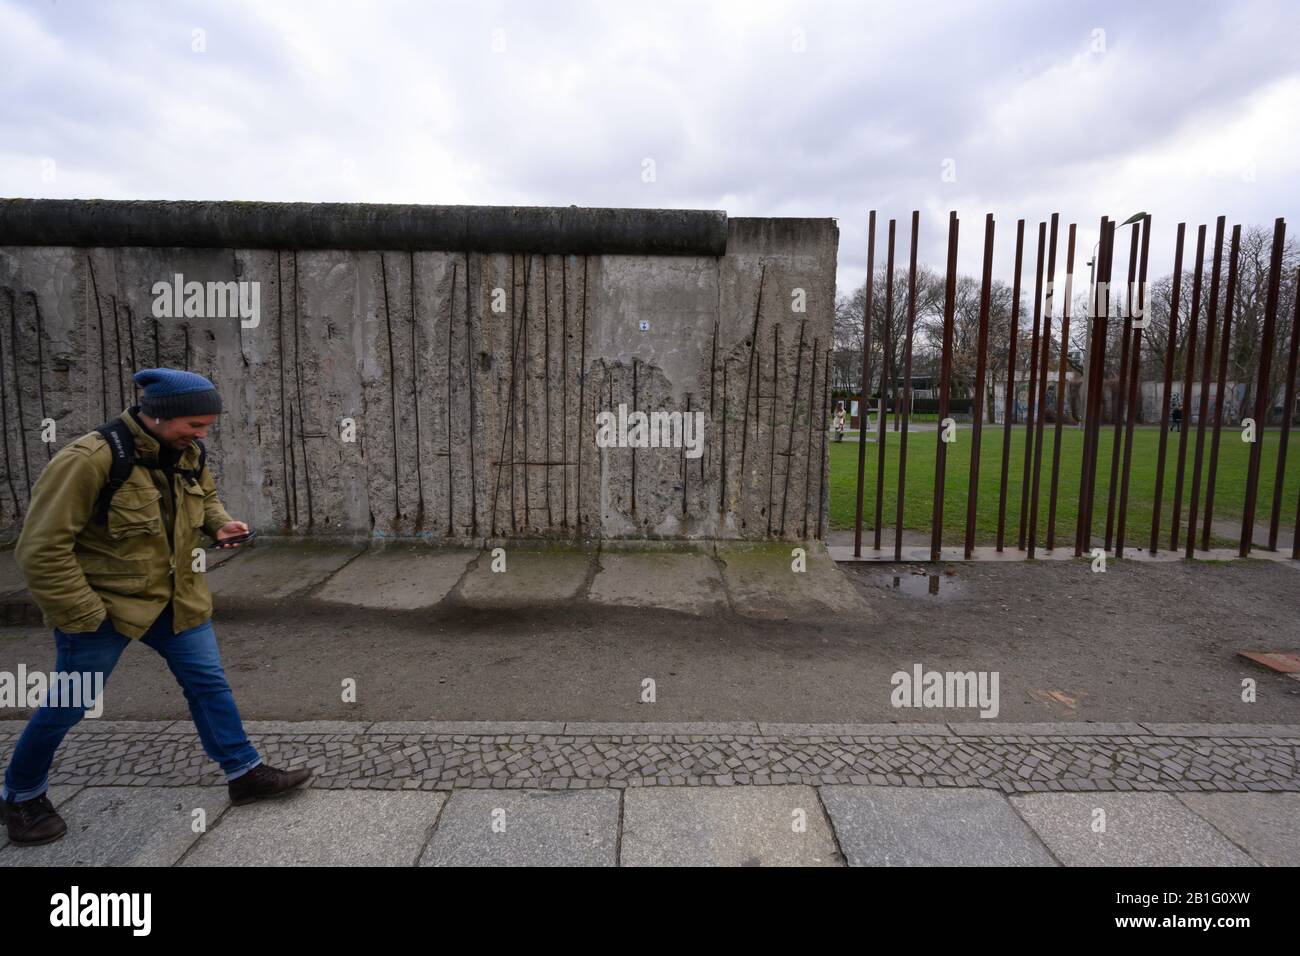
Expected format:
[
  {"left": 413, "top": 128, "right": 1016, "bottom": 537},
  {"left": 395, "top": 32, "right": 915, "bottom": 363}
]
[
  {"left": 1176, "top": 793, "right": 1300, "bottom": 866},
  {"left": 830, "top": 543, "right": 1299, "bottom": 566},
  {"left": 181, "top": 789, "right": 446, "bottom": 866},
  {"left": 455, "top": 549, "right": 593, "bottom": 608},
  {"left": 589, "top": 551, "right": 727, "bottom": 614},
  {"left": 314, "top": 547, "right": 475, "bottom": 609},
  {"left": 718, "top": 542, "right": 869, "bottom": 619},
  {"left": 0, "top": 784, "right": 81, "bottom": 852},
  {"left": 203, "top": 544, "right": 246, "bottom": 569},
  {"left": 0, "top": 541, "right": 242, "bottom": 616},
  {"left": 0, "top": 786, "right": 226, "bottom": 866},
  {"left": 819, "top": 785, "right": 1057, "bottom": 866},
  {"left": 207, "top": 542, "right": 365, "bottom": 600},
  {"left": 419, "top": 790, "right": 619, "bottom": 866},
  {"left": 620, "top": 785, "right": 840, "bottom": 866},
  {"left": 1010, "top": 793, "right": 1256, "bottom": 867}
]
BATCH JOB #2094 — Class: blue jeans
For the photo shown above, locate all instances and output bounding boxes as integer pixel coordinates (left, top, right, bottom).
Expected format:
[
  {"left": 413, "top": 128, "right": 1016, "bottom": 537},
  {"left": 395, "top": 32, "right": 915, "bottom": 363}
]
[{"left": 2, "top": 601, "right": 261, "bottom": 802}]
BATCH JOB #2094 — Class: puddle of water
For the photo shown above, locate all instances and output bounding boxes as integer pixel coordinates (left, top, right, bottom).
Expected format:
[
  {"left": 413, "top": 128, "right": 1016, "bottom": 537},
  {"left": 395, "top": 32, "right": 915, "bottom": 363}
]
[{"left": 871, "top": 569, "right": 964, "bottom": 600}]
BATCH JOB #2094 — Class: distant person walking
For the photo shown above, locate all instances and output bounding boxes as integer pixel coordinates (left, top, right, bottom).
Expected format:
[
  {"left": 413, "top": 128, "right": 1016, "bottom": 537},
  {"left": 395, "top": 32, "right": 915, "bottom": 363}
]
[
  {"left": 1171, "top": 406, "right": 1182, "bottom": 432},
  {"left": 833, "top": 402, "right": 847, "bottom": 442}
]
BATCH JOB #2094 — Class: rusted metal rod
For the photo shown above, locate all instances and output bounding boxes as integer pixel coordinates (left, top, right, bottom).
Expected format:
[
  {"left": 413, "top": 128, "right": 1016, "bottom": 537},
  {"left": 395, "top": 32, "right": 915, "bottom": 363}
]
[
  {"left": 1018, "top": 221, "right": 1046, "bottom": 552},
  {"left": 1076, "top": 216, "right": 1108, "bottom": 556},
  {"left": 931, "top": 211, "right": 959, "bottom": 562},
  {"left": 1170, "top": 225, "right": 1207, "bottom": 553},
  {"left": 1149, "top": 223, "right": 1186, "bottom": 554},
  {"left": 1078, "top": 218, "right": 1114, "bottom": 555},
  {"left": 852, "top": 211, "right": 876, "bottom": 557},
  {"left": 964, "top": 213, "right": 996, "bottom": 558},
  {"left": 894, "top": 210, "right": 919, "bottom": 561},
  {"left": 1088, "top": 221, "right": 1118, "bottom": 545},
  {"left": 1240, "top": 217, "right": 1287, "bottom": 556},
  {"left": 1104, "top": 223, "right": 1141, "bottom": 552},
  {"left": 1047, "top": 222, "right": 1074, "bottom": 551},
  {"left": 1268, "top": 271, "right": 1300, "bottom": 551},
  {"left": 996, "top": 219, "right": 1025, "bottom": 552},
  {"left": 1201, "top": 223, "right": 1241, "bottom": 550},
  {"left": 1186, "top": 216, "right": 1226, "bottom": 558},
  {"left": 873, "top": 219, "right": 896, "bottom": 550},
  {"left": 1116, "top": 214, "right": 1152, "bottom": 558}
]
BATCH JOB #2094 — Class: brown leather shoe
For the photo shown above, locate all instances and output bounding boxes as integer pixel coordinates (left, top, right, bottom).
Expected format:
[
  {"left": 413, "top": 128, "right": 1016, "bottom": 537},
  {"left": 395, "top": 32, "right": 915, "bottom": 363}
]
[
  {"left": 227, "top": 764, "right": 313, "bottom": 806},
  {"left": 1, "top": 793, "right": 68, "bottom": 846}
]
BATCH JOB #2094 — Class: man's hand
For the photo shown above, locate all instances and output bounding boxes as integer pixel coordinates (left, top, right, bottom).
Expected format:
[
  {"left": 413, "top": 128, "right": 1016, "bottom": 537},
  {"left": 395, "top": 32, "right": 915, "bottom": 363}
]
[{"left": 215, "top": 520, "right": 251, "bottom": 548}]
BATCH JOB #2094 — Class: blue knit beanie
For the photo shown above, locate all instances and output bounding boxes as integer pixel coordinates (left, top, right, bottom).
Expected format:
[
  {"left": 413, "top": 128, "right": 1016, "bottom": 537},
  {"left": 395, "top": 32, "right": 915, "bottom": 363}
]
[{"left": 133, "top": 368, "right": 223, "bottom": 419}]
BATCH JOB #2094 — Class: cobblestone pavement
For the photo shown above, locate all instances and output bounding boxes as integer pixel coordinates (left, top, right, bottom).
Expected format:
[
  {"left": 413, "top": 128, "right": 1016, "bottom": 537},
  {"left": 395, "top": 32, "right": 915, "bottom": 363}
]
[{"left": 4, "top": 721, "right": 1298, "bottom": 793}]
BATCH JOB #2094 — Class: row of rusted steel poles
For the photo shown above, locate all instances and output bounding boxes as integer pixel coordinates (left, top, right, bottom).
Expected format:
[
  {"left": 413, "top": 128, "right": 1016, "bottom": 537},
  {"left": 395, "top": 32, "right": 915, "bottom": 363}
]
[{"left": 850, "top": 210, "right": 1297, "bottom": 561}]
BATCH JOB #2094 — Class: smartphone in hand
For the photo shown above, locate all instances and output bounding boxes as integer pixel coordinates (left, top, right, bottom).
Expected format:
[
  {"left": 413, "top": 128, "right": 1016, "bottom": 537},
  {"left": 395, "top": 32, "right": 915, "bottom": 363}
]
[{"left": 209, "top": 530, "right": 257, "bottom": 549}]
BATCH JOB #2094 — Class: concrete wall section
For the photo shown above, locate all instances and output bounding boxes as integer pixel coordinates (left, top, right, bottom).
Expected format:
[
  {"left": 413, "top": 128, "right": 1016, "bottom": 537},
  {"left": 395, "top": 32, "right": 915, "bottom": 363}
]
[{"left": 0, "top": 204, "right": 836, "bottom": 543}]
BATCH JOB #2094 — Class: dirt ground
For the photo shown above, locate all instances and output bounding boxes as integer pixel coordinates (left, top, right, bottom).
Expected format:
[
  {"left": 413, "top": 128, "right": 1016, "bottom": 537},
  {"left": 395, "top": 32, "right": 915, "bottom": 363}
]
[{"left": 1, "top": 558, "right": 1297, "bottom": 725}]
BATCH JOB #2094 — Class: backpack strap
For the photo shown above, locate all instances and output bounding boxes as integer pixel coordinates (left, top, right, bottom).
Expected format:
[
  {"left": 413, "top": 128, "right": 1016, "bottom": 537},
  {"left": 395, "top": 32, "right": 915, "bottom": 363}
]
[
  {"left": 92, "top": 421, "right": 209, "bottom": 521},
  {"left": 92, "top": 419, "right": 137, "bottom": 524}
]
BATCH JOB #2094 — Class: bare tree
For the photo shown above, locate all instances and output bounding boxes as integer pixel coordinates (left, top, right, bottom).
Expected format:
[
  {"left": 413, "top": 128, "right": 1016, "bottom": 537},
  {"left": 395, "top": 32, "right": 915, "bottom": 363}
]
[
  {"left": 834, "top": 265, "right": 943, "bottom": 397},
  {"left": 1137, "top": 226, "right": 1297, "bottom": 423}
]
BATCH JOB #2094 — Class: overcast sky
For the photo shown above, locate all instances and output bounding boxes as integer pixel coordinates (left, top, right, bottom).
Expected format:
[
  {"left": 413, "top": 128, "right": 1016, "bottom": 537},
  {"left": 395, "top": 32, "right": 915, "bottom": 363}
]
[{"left": 2, "top": 0, "right": 1297, "bottom": 298}]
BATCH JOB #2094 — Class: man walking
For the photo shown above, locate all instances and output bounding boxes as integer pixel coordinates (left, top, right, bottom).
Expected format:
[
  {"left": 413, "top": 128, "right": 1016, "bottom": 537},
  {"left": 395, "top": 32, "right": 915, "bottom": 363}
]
[{"left": 2, "top": 368, "right": 310, "bottom": 846}]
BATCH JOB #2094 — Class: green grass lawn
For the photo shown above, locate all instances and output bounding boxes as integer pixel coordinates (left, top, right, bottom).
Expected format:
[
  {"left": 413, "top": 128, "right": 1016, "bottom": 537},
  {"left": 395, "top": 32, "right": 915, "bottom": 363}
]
[{"left": 827, "top": 424, "right": 1300, "bottom": 548}]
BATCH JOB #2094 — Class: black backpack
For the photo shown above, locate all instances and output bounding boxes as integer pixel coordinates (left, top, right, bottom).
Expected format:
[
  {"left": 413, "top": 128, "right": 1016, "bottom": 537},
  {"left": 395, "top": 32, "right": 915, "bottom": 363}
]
[{"left": 92, "top": 418, "right": 207, "bottom": 524}]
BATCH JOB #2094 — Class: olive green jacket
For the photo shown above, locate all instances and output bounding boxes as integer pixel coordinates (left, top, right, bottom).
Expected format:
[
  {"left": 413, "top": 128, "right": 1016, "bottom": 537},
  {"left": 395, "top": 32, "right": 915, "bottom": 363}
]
[{"left": 14, "top": 407, "right": 235, "bottom": 639}]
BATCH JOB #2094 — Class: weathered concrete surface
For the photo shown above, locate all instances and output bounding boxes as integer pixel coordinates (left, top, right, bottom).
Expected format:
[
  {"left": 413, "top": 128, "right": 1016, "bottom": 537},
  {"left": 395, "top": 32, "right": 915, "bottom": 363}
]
[
  {"left": 1009, "top": 793, "right": 1256, "bottom": 866},
  {"left": 717, "top": 541, "right": 871, "bottom": 619},
  {"left": 180, "top": 789, "right": 445, "bottom": 867},
  {"left": 588, "top": 551, "right": 727, "bottom": 615},
  {"left": 1175, "top": 793, "right": 1300, "bottom": 866},
  {"left": 454, "top": 548, "right": 593, "bottom": 608},
  {"left": 0, "top": 548, "right": 23, "bottom": 597},
  {"left": 0, "top": 204, "right": 837, "bottom": 546},
  {"left": 205, "top": 541, "right": 364, "bottom": 600},
  {"left": 819, "top": 786, "right": 1057, "bottom": 866},
  {"left": 620, "top": 785, "right": 840, "bottom": 866},
  {"left": 419, "top": 790, "right": 619, "bottom": 867},
  {"left": 314, "top": 545, "right": 475, "bottom": 610},
  {"left": 0, "top": 785, "right": 226, "bottom": 866}
]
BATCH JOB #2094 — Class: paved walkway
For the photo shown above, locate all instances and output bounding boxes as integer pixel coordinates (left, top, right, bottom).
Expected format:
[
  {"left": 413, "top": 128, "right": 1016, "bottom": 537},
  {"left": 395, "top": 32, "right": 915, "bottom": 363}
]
[{"left": 2, "top": 720, "right": 1297, "bottom": 865}]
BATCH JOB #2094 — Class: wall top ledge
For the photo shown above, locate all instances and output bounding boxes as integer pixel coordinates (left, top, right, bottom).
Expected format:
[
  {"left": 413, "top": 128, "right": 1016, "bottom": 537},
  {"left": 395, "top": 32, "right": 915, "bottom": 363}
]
[{"left": 0, "top": 198, "right": 730, "bottom": 256}]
